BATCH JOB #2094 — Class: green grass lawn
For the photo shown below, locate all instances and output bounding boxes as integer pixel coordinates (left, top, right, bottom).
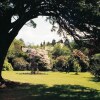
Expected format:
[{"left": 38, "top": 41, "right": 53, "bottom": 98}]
[{"left": 0, "top": 71, "right": 100, "bottom": 100}]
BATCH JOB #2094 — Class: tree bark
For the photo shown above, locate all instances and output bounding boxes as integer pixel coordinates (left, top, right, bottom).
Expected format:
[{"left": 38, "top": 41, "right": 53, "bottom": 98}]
[
  {"left": 0, "top": 29, "right": 14, "bottom": 83},
  {"left": 0, "top": 45, "right": 9, "bottom": 83},
  {"left": 0, "top": 9, "right": 37, "bottom": 83},
  {"left": 0, "top": 28, "right": 19, "bottom": 83}
]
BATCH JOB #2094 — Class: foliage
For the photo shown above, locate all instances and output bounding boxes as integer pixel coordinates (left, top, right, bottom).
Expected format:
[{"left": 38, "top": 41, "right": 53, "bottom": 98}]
[
  {"left": 70, "top": 41, "right": 78, "bottom": 49},
  {"left": 54, "top": 56, "right": 68, "bottom": 71},
  {"left": 70, "top": 42, "right": 89, "bottom": 55},
  {"left": 51, "top": 39, "right": 56, "bottom": 46},
  {"left": 73, "top": 59, "right": 81, "bottom": 75},
  {"left": 90, "top": 61, "right": 100, "bottom": 79},
  {"left": 17, "top": 52, "right": 29, "bottom": 60},
  {"left": 89, "top": 53, "right": 100, "bottom": 79},
  {"left": 0, "top": 0, "right": 100, "bottom": 81},
  {"left": 12, "top": 57, "right": 29, "bottom": 71},
  {"left": 47, "top": 0, "right": 100, "bottom": 53},
  {"left": 73, "top": 49, "right": 89, "bottom": 66},
  {"left": 30, "top": 49, "right": 51, "bottom": 71},
  {"left": 6, "top": 39, "right": 30, "bottom": 71},
  {"left": 3, "top": 60, "right": 13, "bottom": 71},
  {"left": 71, "top": 49, "right": 89, "bottom": 72},
  {"left": 92, "top": 53, "right": 100, "bottom": 60},
  {"left": 52, "top": 43, "right": 70, "bottom": 58},
  {"left": 7, "top": 39, "right": 25, "bottom": 58}
]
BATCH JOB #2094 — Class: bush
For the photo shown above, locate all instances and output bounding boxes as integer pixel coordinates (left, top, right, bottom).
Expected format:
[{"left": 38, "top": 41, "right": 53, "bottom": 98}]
[
  {"left": 89, "top": 54, "right": 100, "bottom": 79},
  {"left": 52, "top": 43, "right": 70, "bottom": 58},
  {"left": 73, "top": 59, "right": 81, "bottom": 75},
  {"left": 91, "top": 64, "right": 100, "bottom": 79},
  {"left": 12, "top": 57, "right": 29, "bottom": 70},
  {"left": 72, "top": 49, "right": 89, "bottom": 72},
  {"left": 54, "top": 56, "right": 68, "bottom": 71},
  {"left": 30, "top": 49, "right": 51, "bottom": 71},
  {"left": 3, "top": 60, "right": 13, "bottom": 71},
  {"left": 92, "top": 53, "right": 100, "bottom": 60}
]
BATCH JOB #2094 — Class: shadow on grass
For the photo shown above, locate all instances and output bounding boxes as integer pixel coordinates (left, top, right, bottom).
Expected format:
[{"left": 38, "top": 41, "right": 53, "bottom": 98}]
[
  {"left": 88, "top": 77, "right": 100, "bottom": 82},
  {"left": 0, "top": 81, "right": 100, "bottom": 100}
]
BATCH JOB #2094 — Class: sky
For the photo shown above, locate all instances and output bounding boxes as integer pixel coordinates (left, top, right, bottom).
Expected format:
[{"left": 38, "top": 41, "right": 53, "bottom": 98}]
[{"left": 16, "top": 16, "right": 63, "bottom": 45}]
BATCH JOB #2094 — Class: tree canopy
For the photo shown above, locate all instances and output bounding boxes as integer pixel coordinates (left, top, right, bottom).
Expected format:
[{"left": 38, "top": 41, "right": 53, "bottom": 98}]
[
  {"left": 0, "top": 0, "right": 100, "bottom": 82},
  {"left": 0, "top": 0, "right": 100, "bottom": 53}
]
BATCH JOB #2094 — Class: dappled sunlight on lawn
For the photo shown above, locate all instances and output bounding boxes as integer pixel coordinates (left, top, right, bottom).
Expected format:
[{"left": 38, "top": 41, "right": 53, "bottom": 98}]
[
  {"left": 0, "top": 81, "right": 100, "bottom": 100},
  {"left": 1, "top": 71, "right": 100, "bottom": 100},
  {"left": 2, "top": 71, "right": 100, "bottom": 91}
]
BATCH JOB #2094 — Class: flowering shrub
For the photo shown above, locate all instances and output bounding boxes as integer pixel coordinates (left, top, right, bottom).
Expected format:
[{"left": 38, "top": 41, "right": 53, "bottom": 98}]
[
  {"left": 73, "top": 49, "right": 89, "bottom": 66},
  {"left": 29, "top": 49, "right": 51, "bottom": 71},
  {"left": 73, "top": 49, "right": 89, "bottom": 65}
]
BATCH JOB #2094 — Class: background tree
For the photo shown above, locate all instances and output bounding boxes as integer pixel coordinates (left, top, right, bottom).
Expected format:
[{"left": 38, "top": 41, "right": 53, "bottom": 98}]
[
  {"left": 73, "top": 59, "right": 81, "bottom": 75},
  {"left": 51, "top": 39, "right": 56, "bottom": 46},
  {"left": 12, "top": 57, "right": 29, "bottom": 71},
  {"left": 46, "top": 42, "right": 51, "bottom": 46},
  {"left": 3, "top": 59, "right": 13, "bottom": 71},
  {"left": 7, "top": 39, "right": 25, "bottom": 65},
  {"left": 30, "top": 49, "right": 51, "bottom": 74},
  {"left": 52, "top": 43, "right": 70, "bottom": 58},
  {"left": 89, "top": 53, "right": 100, "bottom": 79},
  {"left": 72, "top": 49, "right": 89, "bottom": 72},
  {"left": 54, "top": 56, "right": 68, "bottom": 71}
]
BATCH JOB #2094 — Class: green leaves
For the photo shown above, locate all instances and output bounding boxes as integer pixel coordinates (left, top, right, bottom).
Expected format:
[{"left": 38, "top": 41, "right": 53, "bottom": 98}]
[{"left": 52, "top": 43, "right": 70, "bottom": 58}]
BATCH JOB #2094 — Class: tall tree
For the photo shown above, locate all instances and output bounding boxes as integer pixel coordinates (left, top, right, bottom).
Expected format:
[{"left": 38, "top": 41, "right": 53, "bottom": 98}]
[
  {"left": 7, "top": 39, "right": 25, "bottom": 58},
  {"left": 0, "top": 0, "right": 100, "bottom": 83},
  {"left": 52, "top": 39, "right": 56, "bottom": 46}
]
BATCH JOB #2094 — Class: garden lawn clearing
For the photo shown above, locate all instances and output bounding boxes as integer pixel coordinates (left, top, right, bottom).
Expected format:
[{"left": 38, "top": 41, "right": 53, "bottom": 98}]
[
  {"left": 2, "top": 71, "right": 100, "bottom": 90},
  {"left": 0, "top": 71, "right": 100, "bottom": 100}
]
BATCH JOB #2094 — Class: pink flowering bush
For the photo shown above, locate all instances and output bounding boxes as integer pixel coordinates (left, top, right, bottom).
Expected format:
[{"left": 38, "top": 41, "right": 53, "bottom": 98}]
[
  {"left": 29, "top": 49, "right": 51, "bottom": 71},
  {"left": 73, "top": 49, "right": 89, "bottom": 66},
  {"left": 72, "top": 49, "right": 89, "bottom": 72}
]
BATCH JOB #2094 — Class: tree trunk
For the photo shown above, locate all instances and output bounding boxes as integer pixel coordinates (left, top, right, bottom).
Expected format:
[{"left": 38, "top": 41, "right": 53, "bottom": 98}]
[
  {"left": 0, "top": 60, "right": 5, "bottom": 83},
  {"left": 0, "top": 12, "right": 37, "bottom": 83},
  {"left": 0, "top": 31, "right": 14, "bottom": 84},
  {"left": 0, "top": 47, "right": 8, "bottom": 83},
  {"left": 0, "top": 16, "right": 27, "bottom": 83}
]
